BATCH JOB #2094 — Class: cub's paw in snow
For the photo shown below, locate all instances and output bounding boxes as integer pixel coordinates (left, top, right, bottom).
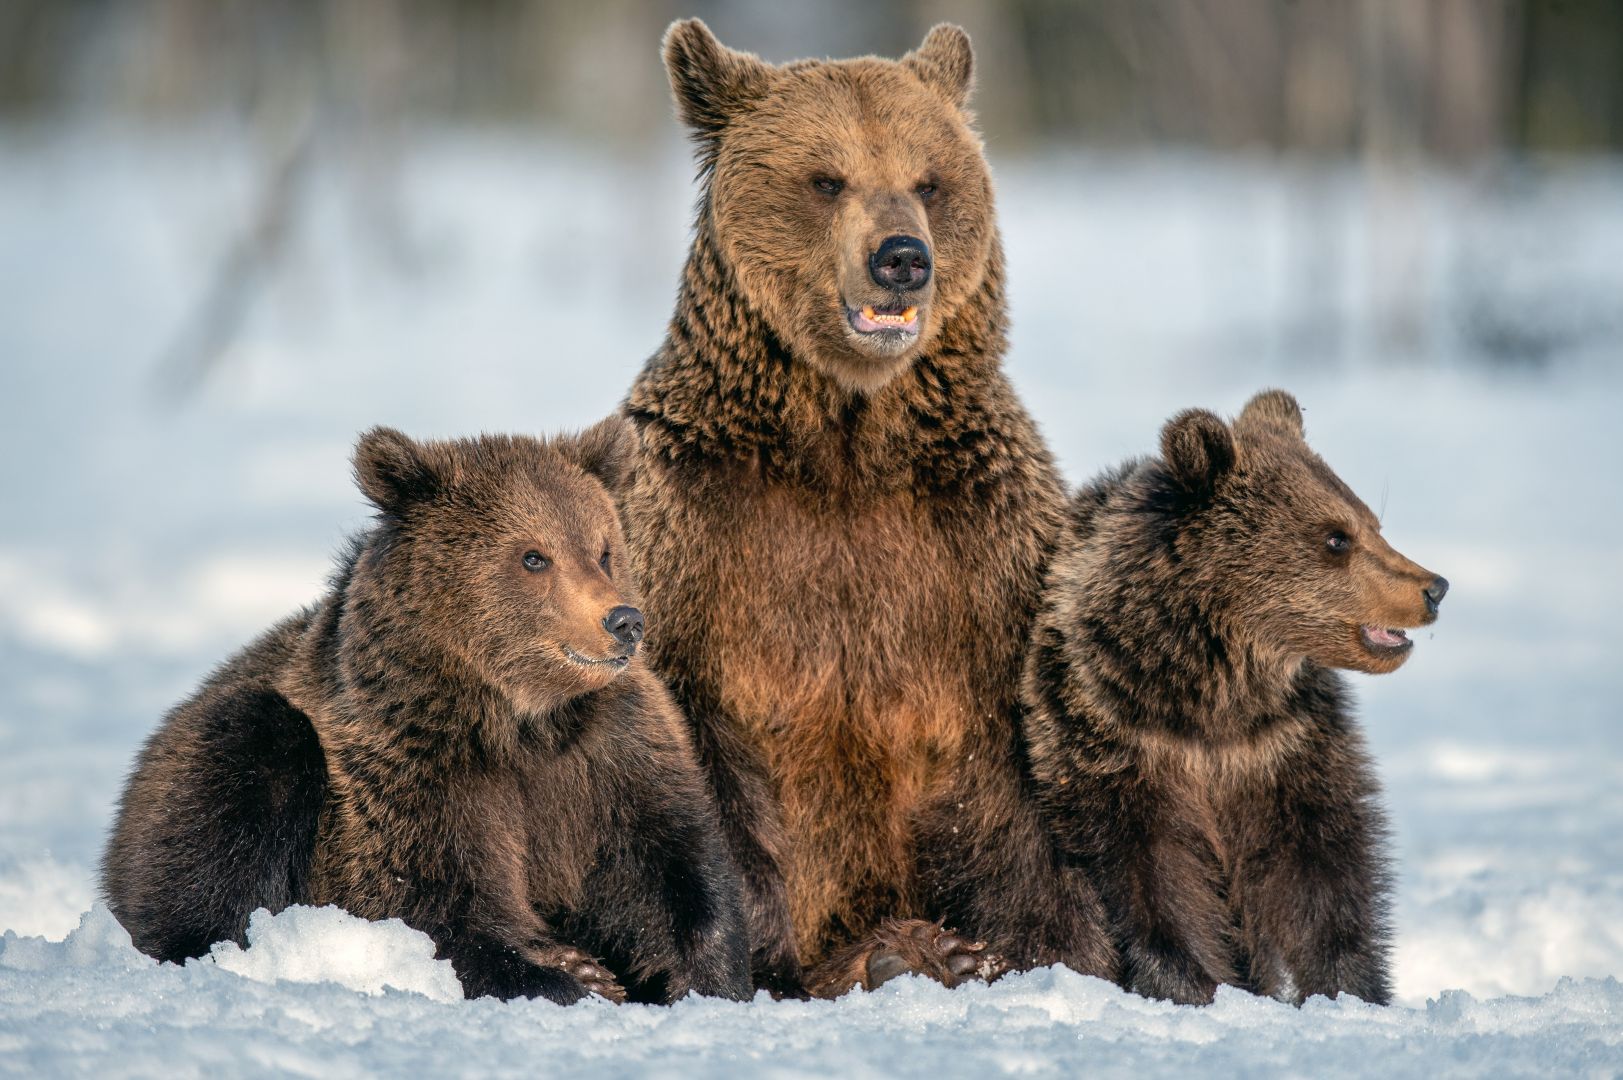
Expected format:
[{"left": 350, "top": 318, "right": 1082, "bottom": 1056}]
[
  {"left": 806, "top": 918, "right": 1007, "bottom": 998},
  {"left": 1126, "top": 947, "right": 1221, "bottom": 1007},
  {"left": 531, "top": 944, "right": 626, "bottom": 1004}
]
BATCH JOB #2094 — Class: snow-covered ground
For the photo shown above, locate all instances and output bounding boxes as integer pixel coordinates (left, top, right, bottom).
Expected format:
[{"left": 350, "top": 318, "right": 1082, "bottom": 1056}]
[{"left": 1, "top": 126, "right": 1620, "bottom": 1075}]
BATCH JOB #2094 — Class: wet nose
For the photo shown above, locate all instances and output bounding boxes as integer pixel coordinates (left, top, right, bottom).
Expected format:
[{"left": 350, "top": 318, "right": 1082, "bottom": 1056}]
[
  {"left": 604, "top": 606, "right": 644, "bottom": 648},
  {"left": 869, "top": 235, "right": 932, "bottom": 291},
  {"left": 1424, "top": 576, "right": 1449, "bottom": 614}
]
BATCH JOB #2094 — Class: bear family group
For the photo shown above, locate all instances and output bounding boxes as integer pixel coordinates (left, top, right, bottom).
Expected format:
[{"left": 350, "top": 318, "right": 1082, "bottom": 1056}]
[{"left": 103, "top": 21, "right": 1448, "bottom": 1010}]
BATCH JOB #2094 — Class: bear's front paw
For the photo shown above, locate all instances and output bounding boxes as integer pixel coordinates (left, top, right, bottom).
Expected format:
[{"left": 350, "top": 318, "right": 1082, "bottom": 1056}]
[
  {"left": 869, "top": 919, "right": 1008, "bottom": 989},
  {"left": 806, "top": 918, "right": 1008, "bottom": 997},
  {"left": 1127, "top": 951, "right": 1218, "bottom": 1006},
  {"left": 532, "top": 944, "right": 626, "bottom": 1003}
]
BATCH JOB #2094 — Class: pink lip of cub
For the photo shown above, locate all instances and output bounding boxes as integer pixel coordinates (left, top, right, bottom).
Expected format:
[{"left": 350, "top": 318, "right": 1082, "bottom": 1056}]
[
  {"left": 1360, "top": 625, "right": 1412, "bottom": 652},
  {"left": 848, "top": 304, "right": 919, "bottom": 334}
]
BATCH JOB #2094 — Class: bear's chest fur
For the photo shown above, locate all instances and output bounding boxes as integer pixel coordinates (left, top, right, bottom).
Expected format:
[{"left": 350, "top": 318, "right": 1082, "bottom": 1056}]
[
  {"left": 709, "top": 482, "right": 976, "bottom": 755},
  {"left": 295, "top": 681, "right": 620, "bottom": 928},
  {"left": 629, "top": 460, "right": 1023, "bottom": 954},
  {"left": 1133, "top": 720, "right": 1315, "bottom": 869}
]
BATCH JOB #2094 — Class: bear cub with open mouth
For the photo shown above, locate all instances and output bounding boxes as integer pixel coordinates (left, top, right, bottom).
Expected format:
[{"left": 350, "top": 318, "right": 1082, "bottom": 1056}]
[
  {"left": 103, "top": 420, "right": 751, "bottom": 1005},
  {"left": 1022, "top": 390, "right": 1447, "bottom": 1006}
]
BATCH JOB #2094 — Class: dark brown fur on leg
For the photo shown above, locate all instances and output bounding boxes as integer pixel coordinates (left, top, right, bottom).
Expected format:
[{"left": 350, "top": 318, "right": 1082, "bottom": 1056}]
[
  {"left": 674, "top": 676, "right": 805, "bottom": 997},
  {"left": 805, "top": 919, "right": 1006, "bottom": 998},
  {"left": 913, "top": 754, "right": 1119, "bottom": 980}
]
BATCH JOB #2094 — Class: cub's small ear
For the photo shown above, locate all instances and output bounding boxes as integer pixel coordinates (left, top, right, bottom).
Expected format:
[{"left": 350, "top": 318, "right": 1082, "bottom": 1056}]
[
  {"left": 354, "top": 427, "right": 439, "bottom": 514},
  {"left": 904, "top": 24, "right": 975, "bottom": 108},
  {"left": 558, "top": 415, "right": 637, "bottom": 493},
  {"left": 1236, "top": 388, "right": 1306, "bottom": 439},
  {"left": 662, "top": 19, "right": 775, "bottom": 142},
  {"left": 1160, "top": 409, "right": 1236, "bottom": 499}
]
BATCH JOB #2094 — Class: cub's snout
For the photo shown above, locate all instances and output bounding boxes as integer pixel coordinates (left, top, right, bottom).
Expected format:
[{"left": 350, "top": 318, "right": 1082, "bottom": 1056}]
[
  {"left": 1424, "top": 576, "right": 1449, "bottom": 617},
  {"left": 604, "top": 605, "right": 645, "bottom": 652}
]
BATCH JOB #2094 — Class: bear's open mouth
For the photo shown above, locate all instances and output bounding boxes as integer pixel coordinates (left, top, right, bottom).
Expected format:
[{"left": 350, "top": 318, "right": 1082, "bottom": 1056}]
[
  {"left": 847, "top": 303, "right": 919, "bottom": 336},
  {"left": 562, "top": 646, "right": 631, "bottom": 670},
  {"left": 1360, "top": 625, "right": 1412, "bottom": 654}
]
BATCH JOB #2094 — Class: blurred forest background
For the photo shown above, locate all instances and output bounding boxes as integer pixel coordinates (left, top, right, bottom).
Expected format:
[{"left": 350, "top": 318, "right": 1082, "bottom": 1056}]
[
  {"left": 4, "top": 0, "right": 1622, "bottom": 155},
  {"left": 4, "top": 0, "right": 1623, "bottom": 387},
  {"left": 3, "top": 0, "right": 1621, "bottom": 382}
]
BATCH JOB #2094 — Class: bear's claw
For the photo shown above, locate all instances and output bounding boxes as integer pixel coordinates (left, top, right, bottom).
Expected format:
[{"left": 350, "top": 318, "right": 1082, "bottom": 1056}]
[{"left": 534, "top": 944, "right": 626, "bottom": 1003}]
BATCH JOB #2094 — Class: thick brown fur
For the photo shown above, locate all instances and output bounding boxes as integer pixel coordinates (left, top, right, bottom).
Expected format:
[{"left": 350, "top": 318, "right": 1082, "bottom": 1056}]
[
  {"left": 102, "top": 420, "right": 751, "bottom": 1005},
  {"left": 620, "top": 20, "right": 1112, "bottom": 995},
  {"left": 1021, "top": 390, "right": 1449, "bottom": 1006}
]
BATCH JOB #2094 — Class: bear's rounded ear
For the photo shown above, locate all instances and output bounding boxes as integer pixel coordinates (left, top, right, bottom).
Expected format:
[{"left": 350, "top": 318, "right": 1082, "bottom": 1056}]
[
  {"left": 662, "top": 19, "right": 775, "bottom": 143},
  {"left": 1236, "top": 388, "right": 1305, "bottom": 440},
  {"left": 557, "top": 415, "right": 636, "bottom": 494},
  {"left": 1160, "top": 409, "right": 1236, "bottom": 500},
  {"left": 903, "top": 24, "right": 975, "bottom": 108},
  {"left": 354, "top": 427, "right": 439, "bottom": 514}
]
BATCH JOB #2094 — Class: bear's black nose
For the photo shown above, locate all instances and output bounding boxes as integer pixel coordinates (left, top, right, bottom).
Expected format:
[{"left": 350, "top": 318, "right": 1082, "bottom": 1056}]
[
  {"left": 869, "top": 235, "right": 932, "bottom": 291},
  {"left": 604, "top": 606, "right": 645, "bottom": 648},
  {"left": 1424, "top": 576, "right": 1449, "bottom": 614}
]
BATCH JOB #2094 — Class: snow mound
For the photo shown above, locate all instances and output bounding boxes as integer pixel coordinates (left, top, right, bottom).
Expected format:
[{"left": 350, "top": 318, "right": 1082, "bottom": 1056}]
[
  {"left": 0, "top": 853, "right": 93, "bottom": 941},
  {"left": 0, "top": 904, "right": 151, "bottom": 973},
  {"left": 204, "top": 905, "right": 463, "bottom": 1002}
]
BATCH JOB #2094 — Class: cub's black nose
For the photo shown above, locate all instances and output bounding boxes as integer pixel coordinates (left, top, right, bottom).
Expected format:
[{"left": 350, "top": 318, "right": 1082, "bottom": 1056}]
[
  {"left": 604, "top": 606, "right": 645, "bottom": 648},
  {"left": 869, "top": 235, "right": 932, "bottom": 291},
  {"left": 1424, "top": 576, "right": 1449, "bottom": 614}
]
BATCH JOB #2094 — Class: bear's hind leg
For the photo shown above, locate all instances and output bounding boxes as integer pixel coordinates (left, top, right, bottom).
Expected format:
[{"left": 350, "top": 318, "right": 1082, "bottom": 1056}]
[{"left": 102, "top": 685, "right": 327, "bottom": 962}]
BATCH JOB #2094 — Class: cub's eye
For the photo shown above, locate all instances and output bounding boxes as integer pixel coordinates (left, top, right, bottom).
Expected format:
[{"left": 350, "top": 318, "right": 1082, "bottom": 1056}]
[
  {"left": 812, "top": 176, "right": 844, "bottom": 196},
  {"left": 522, "top": 551, "right": 550, "bottom": 572},
  {"left": 916, "top": 181, "right": 938, "bottom": 200},
  {"left": 1325, "top": 531, "right": 1352, "bottom": 554},
  {"left": 599, "top": 550, "right": 612, "bottom": 576}
]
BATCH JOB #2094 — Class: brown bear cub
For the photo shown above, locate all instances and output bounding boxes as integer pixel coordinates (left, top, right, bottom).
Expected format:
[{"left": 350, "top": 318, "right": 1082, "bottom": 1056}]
[
  {"left": 102, "top": 421, "right": 752, "bottom": 1005},
  {"left": 1022, "top": 390, "right": 1448, "bottom": 1007}
]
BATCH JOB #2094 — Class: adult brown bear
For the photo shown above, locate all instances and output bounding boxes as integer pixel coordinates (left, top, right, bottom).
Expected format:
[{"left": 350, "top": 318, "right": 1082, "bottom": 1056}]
[{"left": 621, "top": 20, "right": 1112, "bottom": 996}]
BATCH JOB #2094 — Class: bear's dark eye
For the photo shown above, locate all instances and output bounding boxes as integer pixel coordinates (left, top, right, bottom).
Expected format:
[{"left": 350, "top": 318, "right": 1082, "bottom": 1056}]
[
  {"left": 599, "top": 550, "right": 612, "bottom": 576},
  {"left": 522, "top": 551, "right": 550, "bottom": 572},
  {"left": 812, "top": 176, "right": 844, "bottom": 196},
  {"left": 1325, "top": 531, "right": 1352, "bottom": 555},
  {"left": 916, "top": 181, "right": 938, "bottom": 200}
]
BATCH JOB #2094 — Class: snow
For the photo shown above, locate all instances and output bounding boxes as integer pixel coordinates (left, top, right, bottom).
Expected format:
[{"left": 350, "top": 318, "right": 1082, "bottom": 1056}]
[
  {"left": 1, "top": 907, "right": 1620, "bottom": 1077},
  {"left": 1, "top": 125, "right": 1620, "bottom": 1074},
  {"left": 205, "top": 906, "right": 464, "bottom": 1003}
]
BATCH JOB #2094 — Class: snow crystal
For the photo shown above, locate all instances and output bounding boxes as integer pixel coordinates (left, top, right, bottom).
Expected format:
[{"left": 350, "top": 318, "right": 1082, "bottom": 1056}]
[{"left": 204, "top": 905, "right": 463, "bottom": 1003}]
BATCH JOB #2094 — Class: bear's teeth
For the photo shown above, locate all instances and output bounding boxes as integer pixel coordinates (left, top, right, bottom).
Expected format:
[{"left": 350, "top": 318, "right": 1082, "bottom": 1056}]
[{"left": 861, "top": 306, "right": 918, "bottom": 324}]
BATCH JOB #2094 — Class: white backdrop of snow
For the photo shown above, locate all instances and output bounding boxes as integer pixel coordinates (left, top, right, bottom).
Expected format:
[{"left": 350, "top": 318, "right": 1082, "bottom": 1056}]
[{"left": 0, "top": 126, "right": 1619, "bottom": 1075}]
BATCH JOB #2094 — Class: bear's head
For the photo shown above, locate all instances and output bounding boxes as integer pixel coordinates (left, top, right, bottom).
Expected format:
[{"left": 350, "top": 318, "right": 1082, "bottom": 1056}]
[
  {"left": 1155, "top": 390, "right": 1448, "bottom": 675},
  {"left": 664, "top": 19, "right": 995, "bottom": 394},
  {"left": 352, "top": 418, "right": 644, "bottom": 710}
]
